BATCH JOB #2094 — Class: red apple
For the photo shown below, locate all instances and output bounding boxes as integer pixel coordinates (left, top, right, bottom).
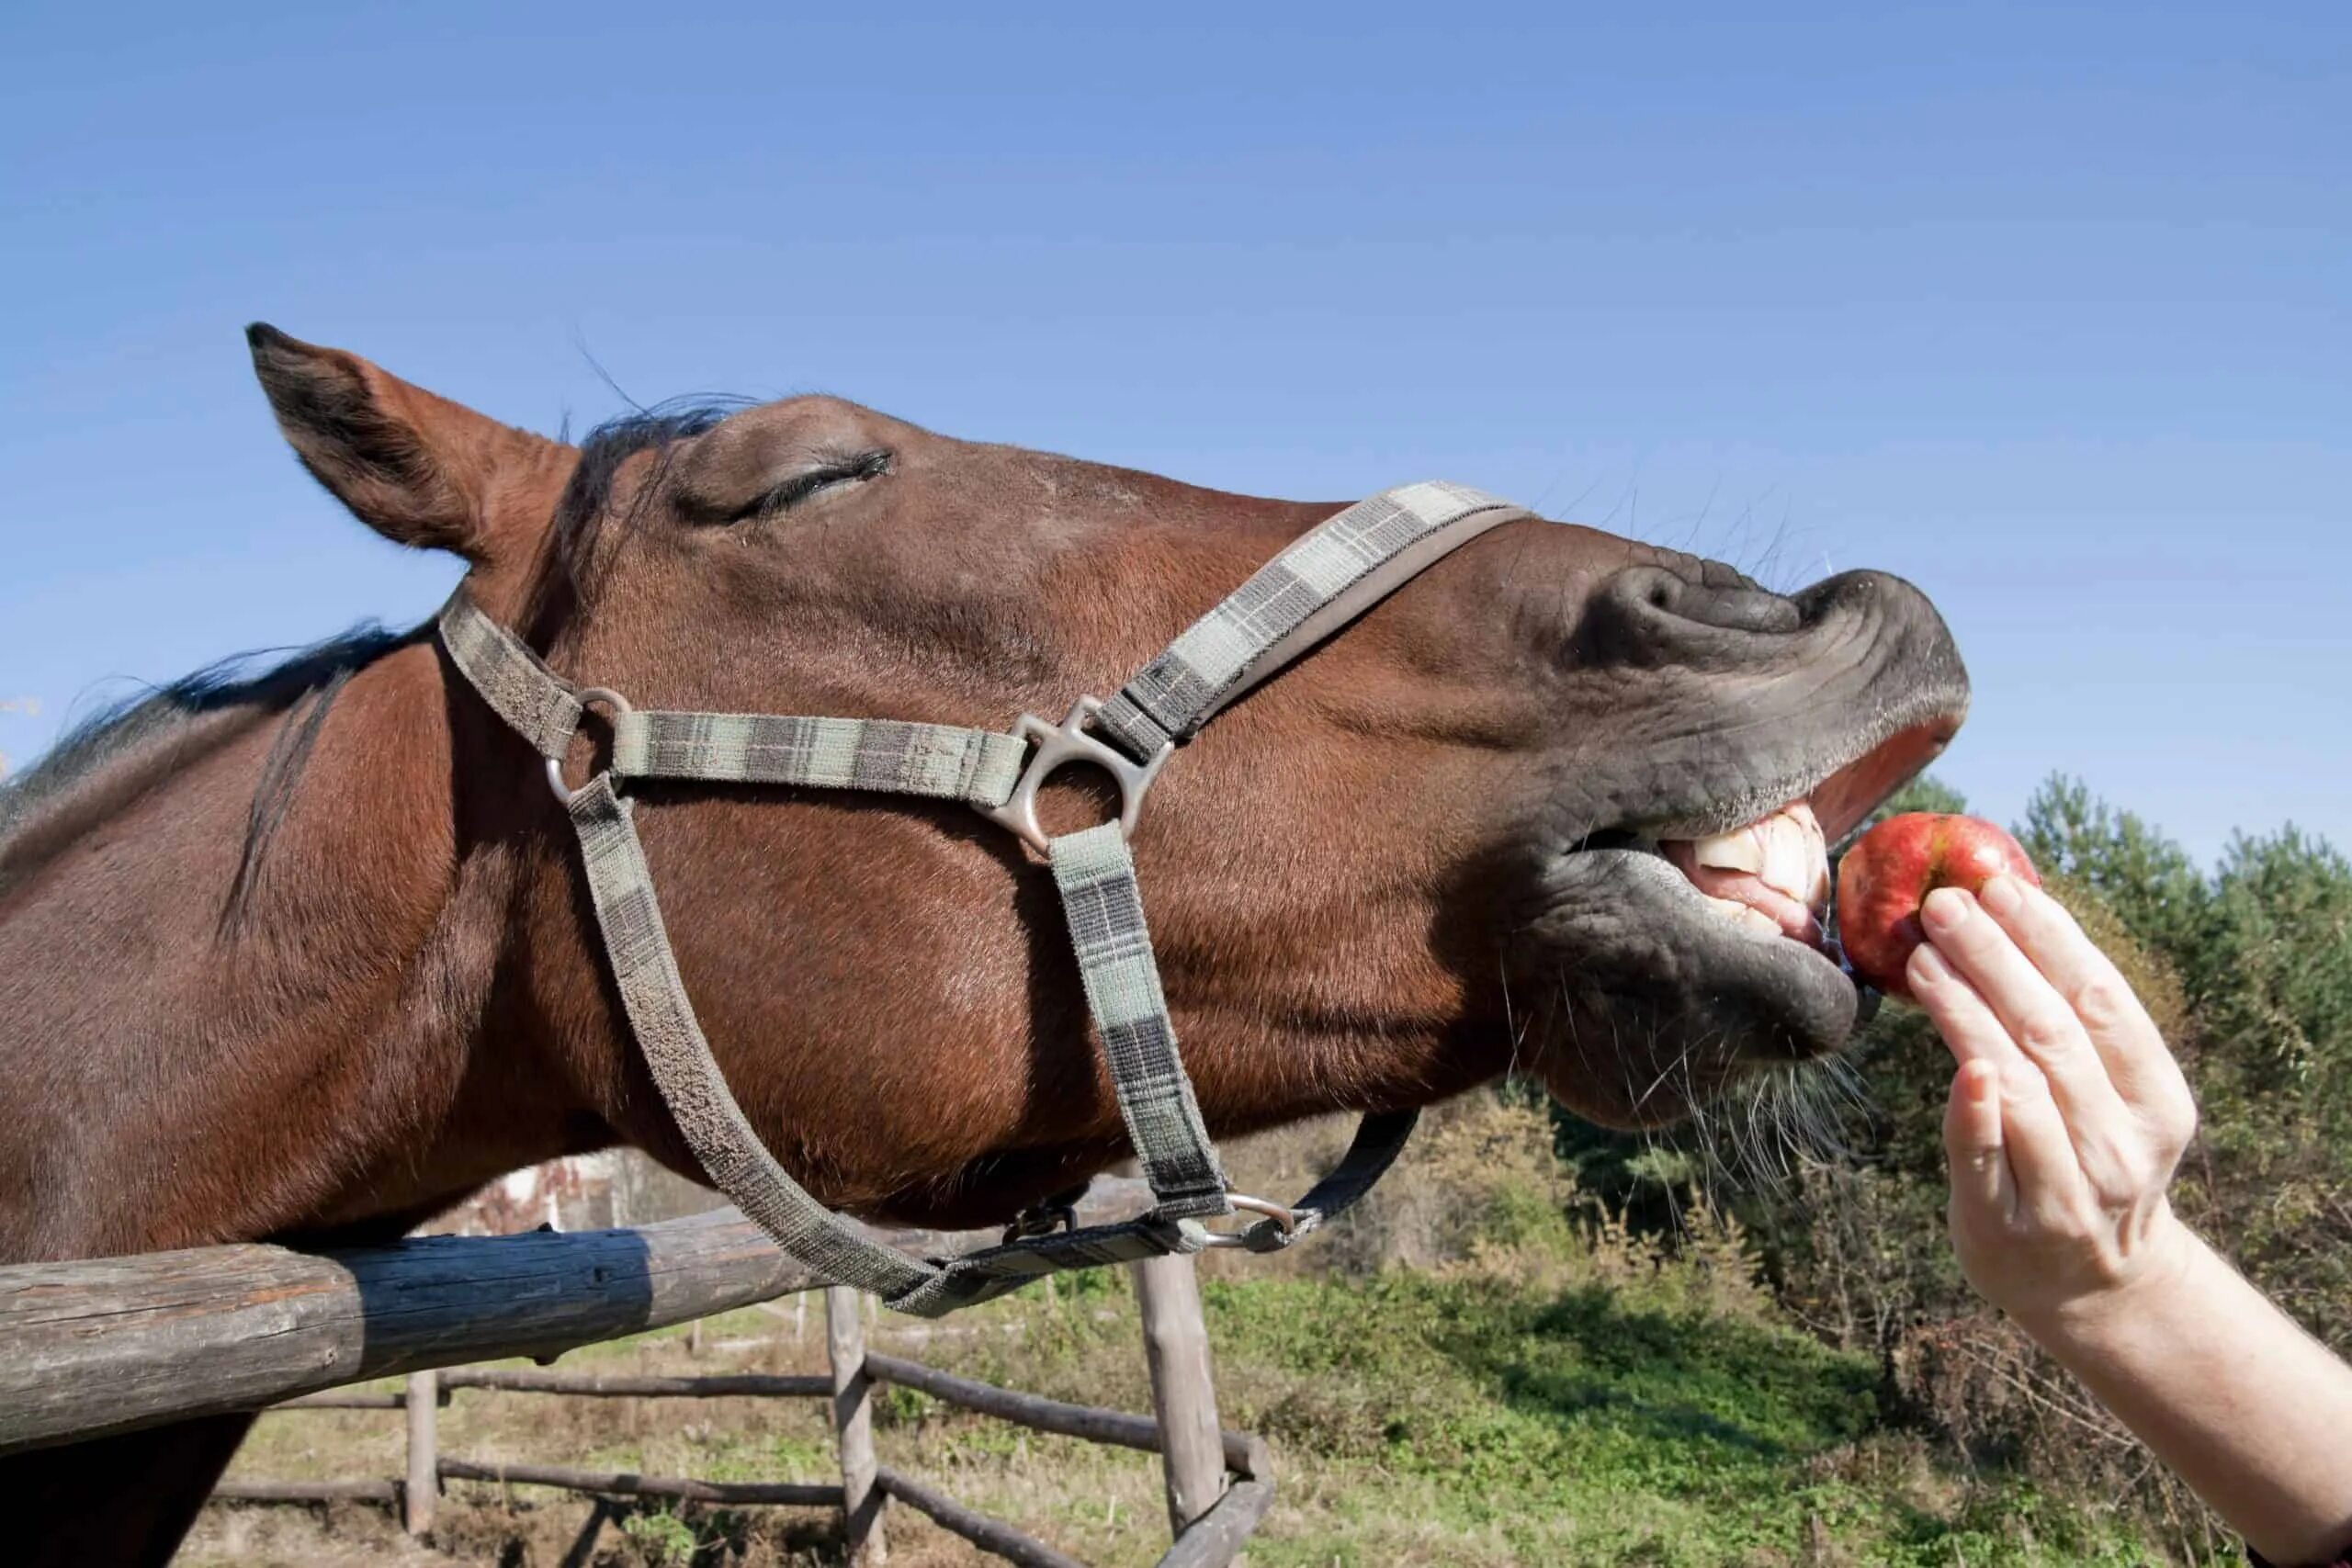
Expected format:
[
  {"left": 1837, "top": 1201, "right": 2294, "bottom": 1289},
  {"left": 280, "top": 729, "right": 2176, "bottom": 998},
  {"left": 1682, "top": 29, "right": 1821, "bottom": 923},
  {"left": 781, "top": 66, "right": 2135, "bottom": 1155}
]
[{"left": 1835, "top": 813, "right": 2041, "bottom": 1000}]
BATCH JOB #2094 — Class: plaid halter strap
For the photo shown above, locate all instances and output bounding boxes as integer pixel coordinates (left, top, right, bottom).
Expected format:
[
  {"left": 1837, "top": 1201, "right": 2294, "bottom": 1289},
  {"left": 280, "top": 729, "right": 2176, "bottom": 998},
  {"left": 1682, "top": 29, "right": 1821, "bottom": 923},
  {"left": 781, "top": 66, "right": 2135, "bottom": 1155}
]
[{"left": 438, "top": 481, "right": 1527, "bottom": 1316}]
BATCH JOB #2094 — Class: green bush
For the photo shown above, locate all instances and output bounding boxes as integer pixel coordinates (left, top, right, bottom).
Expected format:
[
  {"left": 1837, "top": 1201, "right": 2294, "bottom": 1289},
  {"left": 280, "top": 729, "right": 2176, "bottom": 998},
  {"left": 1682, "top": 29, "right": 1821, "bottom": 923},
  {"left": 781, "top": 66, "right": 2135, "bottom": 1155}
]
[{"left": 1536, "top": 769, "right": 2351, "bottom": 1558}]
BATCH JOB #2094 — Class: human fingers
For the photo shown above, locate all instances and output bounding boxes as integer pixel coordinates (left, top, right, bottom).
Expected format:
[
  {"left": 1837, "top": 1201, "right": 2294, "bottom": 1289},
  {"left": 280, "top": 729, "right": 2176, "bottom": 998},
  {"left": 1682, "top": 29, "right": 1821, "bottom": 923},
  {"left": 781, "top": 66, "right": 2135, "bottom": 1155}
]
[
  {"left": 1910, "top": 942, "right": 2086, "bottom": 1213},
  {"left": 1944, "top": 1057, "right": 2012, "bottom": 1224},
  {"left": 1975, "top": 877, "right": 2197, "bottom": 1143},
  {"left": 1920, "top": 887, "right": 2134, "bottom": 1137}
]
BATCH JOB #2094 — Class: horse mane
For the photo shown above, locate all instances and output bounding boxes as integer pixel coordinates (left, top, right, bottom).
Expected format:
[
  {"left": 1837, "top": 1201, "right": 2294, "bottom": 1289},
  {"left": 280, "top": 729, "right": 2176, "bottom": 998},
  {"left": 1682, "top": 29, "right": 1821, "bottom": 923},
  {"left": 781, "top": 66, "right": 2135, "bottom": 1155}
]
[
  {"left": 0, "top": 625, "right": 419, "bottom": 916},
  {"left": 1, "top": 397, "right": 748, "bottom": 917}
]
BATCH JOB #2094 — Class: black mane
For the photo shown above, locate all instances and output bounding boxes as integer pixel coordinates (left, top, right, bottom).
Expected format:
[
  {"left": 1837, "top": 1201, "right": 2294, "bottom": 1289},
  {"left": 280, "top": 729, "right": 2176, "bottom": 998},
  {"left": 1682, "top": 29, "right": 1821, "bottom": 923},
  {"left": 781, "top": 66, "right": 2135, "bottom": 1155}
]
[
  {"left": 0, "top": 625, "right": 420, "bottom": 918},
  {"left": 3, "top": 396, "right": 745, "bottom": 916}
]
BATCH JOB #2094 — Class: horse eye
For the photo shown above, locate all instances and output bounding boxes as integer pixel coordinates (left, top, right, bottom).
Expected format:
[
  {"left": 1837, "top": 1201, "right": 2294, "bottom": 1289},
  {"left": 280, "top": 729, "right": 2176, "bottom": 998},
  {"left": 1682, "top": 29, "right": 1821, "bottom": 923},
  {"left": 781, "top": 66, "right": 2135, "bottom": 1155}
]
[{"left": 726, "top": 449, "right": 892, "bottom": 523}]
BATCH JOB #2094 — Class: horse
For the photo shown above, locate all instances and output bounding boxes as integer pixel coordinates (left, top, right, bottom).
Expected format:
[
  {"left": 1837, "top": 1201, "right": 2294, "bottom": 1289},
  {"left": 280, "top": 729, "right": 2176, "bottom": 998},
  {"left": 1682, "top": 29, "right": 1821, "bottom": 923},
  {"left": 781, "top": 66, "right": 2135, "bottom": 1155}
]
[{"left": 0, "top": 325, "right": 1968, "bottom": 1562}]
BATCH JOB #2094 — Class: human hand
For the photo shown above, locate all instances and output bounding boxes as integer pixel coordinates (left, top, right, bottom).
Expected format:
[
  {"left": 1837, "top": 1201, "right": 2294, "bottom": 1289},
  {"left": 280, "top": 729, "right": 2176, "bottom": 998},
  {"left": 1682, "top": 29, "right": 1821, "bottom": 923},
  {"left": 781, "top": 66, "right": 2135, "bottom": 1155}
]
[{"left": 1907, "top": 875, "right": 2202, "bottom": 1328}]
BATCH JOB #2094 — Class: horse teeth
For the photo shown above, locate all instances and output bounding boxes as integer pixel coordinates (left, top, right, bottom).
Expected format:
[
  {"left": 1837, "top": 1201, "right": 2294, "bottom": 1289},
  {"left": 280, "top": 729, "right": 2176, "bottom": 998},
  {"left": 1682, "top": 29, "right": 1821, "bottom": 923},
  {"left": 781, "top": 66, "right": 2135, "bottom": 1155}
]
[
  {"left": 1692, "top": 830, "right": 1763, "bottom": 873},
  {"left": 1701, "top": 895, "right": 1779, "bottom": 938},
  {"left": 1758, "top": 814, "right": 1823, "bottom": 908},
  {"left": 1694, "top": 805, "right": 1831, "bottom": 911}
]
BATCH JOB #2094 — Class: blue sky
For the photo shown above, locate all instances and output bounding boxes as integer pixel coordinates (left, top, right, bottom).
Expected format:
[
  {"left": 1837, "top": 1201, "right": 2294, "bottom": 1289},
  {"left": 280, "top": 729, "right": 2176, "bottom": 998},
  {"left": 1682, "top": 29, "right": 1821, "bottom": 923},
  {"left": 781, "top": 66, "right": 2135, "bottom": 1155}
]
[{"left": 3, "top": 3, "right": 2345, "bottom": 863}]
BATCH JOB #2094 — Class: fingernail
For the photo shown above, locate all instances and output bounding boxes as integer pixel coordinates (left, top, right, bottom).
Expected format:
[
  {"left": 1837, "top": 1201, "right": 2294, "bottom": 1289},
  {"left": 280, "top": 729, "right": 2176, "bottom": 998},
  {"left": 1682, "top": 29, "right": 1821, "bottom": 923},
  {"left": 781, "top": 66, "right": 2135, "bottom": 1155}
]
[
  {"left": 1921, "top": 886, "right": 1973, "bottom": 932},
  {"left": 1909, "top": 943, "right": 1951, "bottom": 987},
  {"left": 1980, "top": 875, "right": 2024, "bottom": 916}
]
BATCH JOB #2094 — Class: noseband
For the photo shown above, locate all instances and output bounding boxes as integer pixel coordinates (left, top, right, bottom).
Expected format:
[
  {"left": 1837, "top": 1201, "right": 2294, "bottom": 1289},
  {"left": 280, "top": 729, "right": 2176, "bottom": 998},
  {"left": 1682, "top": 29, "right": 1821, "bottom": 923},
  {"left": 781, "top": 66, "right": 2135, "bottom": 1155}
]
[{"left": 439, "top": 481, "right": 1527, "bottom": 1314}]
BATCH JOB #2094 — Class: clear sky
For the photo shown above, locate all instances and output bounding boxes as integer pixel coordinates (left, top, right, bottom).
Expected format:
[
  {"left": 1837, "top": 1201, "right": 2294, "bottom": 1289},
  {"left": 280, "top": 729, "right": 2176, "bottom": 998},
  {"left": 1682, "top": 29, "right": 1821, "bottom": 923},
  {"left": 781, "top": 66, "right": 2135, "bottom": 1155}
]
[{"left": 3, "top": 3, "right": 2345, "bottom": 863}]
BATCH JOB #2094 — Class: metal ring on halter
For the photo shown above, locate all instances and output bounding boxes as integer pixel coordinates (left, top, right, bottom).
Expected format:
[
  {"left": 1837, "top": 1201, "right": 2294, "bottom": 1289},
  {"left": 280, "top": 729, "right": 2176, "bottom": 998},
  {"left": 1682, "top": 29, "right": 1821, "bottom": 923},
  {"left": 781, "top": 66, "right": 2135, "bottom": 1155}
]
[
  {"left": 1198, "top": 1191, "right": 1297, "bottom": 1249},
  {"left": 544, "top": 687, "right": 635, "bottom": 807}
]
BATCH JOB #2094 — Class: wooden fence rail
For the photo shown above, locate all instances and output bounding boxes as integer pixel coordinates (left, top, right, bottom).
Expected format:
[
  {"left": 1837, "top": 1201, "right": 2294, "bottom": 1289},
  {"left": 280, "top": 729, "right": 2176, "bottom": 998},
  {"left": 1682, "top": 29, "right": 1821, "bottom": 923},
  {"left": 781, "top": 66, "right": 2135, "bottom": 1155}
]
[
  {"left": 445, "top": 1367, "right": 834, "bottom": 1399},
  {"left": 214, "top": 1287, "right": 1271, "bottom": 1568},
  {"left": 861, "top": 1352, "right": 1270, "bottom": 1479},
  {"left": 0, "top": 1183, "right": 1157, "bottom": 1458},
  {"left": 440, "top": 1457, "right": 844, "bottom": 1508},
  {"left": 212, "top": 1477, "right": 401, "bottom": 1504},
  {"left": 273, "top": 1389, "right": 433, "bottom": 1411},
  {"left": 0, "top": 1182, "right": 1266, "bottom": 1565}
]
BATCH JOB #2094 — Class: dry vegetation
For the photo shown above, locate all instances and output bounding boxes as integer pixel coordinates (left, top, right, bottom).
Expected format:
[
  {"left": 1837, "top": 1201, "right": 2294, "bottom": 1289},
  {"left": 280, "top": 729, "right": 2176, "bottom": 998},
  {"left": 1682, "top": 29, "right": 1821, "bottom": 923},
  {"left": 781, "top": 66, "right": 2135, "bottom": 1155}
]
[
  {"left": 187, "top": 1097, "right": 2175, "bottom": 1568},
  {"left": 181, "top": 772, "right": 2349, "bottom": 1566}
]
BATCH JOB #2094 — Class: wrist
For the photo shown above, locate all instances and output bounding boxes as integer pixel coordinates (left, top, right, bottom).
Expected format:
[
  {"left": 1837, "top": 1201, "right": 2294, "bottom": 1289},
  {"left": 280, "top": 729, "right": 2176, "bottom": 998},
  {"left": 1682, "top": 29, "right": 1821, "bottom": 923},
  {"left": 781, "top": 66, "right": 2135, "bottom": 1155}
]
[{"left": 2011, "top": 1212, "right": 2209, "bottom": 1348}]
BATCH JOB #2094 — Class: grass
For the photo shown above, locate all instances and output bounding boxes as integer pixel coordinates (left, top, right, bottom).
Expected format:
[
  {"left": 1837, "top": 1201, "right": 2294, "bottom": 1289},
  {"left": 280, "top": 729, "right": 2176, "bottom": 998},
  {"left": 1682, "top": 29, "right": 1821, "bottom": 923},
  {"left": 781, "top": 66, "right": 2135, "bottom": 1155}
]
[{"left": 187, "top": 1100, "right": 2223, "bottom": 1566}]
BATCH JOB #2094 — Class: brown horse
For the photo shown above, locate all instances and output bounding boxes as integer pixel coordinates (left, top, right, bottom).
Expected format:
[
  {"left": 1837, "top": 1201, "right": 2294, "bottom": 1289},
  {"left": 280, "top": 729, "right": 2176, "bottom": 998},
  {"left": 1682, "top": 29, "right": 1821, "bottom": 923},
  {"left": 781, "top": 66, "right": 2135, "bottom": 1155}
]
[{"left": 0, "top": 326, "right": 1966, "bottom": 1562}]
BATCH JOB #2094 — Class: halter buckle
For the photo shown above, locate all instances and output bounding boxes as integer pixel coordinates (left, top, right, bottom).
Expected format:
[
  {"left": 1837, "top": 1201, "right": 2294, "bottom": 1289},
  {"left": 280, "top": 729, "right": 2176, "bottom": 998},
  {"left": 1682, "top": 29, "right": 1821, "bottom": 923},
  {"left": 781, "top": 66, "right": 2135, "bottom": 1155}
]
[
  {"left": 978, "top": 696, "right": 1172, "bottom": 855},
  {"left": 1001, "top": 1198, "right": 1081, "bottom": 1246}
]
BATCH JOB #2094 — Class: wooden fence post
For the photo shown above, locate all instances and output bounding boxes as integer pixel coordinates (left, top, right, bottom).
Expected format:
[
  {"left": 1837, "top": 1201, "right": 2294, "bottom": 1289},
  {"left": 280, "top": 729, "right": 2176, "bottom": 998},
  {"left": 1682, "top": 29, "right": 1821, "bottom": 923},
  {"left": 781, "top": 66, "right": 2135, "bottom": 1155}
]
[
  {"left": 402, "top": 1369, "right": 437, "bottom": 1536},
  {"left": 1131, "top": 1253, "right": 1227, "bottom": 1538},
  {"left": 827, "top": 1287, "right": 887, "bottom": 1564}
]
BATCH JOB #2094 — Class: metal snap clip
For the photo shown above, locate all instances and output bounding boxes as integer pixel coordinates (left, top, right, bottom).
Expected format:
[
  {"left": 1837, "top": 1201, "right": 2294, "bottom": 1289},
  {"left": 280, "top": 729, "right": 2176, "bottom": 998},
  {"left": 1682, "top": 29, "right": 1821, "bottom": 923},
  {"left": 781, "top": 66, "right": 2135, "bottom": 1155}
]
[
  {"left": 1199, "top": 1192, "right": 1299, "bottom": 1250},
  {"left": 1001, "top": 1196, "right": 1082, "bottom": 1247}
]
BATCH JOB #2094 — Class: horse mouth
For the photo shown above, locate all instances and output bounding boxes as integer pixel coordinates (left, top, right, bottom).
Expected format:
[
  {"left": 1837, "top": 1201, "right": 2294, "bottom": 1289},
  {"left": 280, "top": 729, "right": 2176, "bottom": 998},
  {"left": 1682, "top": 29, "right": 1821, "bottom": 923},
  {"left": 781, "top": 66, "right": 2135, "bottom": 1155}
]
[
  {"left": 1519, "top": 705, "right": 1964, "bottom": 1123},
  {"left": 1658, "top": 801, "right": 1833, "bottom": 946},
  {"left": 1585, "top": 717, "right": 1959, "bottom": 958}
]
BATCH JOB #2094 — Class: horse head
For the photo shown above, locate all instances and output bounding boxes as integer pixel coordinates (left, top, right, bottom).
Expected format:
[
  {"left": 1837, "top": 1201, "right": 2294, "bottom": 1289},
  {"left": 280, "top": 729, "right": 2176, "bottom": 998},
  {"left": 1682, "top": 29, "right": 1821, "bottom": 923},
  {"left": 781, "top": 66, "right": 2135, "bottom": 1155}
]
[{"left": 243, "top": 325, "right": 1967, "bottom": 1230}]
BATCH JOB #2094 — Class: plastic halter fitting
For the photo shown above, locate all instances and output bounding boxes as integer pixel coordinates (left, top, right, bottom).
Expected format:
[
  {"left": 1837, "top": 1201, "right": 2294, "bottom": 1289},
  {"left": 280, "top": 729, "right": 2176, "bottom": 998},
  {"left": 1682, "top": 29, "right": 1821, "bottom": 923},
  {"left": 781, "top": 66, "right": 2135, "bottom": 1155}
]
[{"left": 974, "top": 696, "right": 1173, "bottom": 855}]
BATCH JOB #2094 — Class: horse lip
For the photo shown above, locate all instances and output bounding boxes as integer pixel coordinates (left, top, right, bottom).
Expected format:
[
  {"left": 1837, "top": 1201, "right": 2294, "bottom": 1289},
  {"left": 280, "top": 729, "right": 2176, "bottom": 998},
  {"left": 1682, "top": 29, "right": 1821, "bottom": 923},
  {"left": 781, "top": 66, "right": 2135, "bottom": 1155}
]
[
  {"left": 1604, "top": 695, "right": 1967, "bottom": 848},
  {"left": 1540, "top": 844, "right": 1862, "bottom": 1058},
  {"left": 1543, "top": 707, "right": 1957, "bottom": 1057}
]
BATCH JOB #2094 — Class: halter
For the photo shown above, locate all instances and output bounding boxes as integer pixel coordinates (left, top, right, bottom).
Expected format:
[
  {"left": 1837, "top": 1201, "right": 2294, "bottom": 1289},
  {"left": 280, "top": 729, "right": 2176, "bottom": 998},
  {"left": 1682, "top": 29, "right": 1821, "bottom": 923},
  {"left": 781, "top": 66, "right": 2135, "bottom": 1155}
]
[{"left": 438, "top": 480, "right": 1527, "bottom": 1315}]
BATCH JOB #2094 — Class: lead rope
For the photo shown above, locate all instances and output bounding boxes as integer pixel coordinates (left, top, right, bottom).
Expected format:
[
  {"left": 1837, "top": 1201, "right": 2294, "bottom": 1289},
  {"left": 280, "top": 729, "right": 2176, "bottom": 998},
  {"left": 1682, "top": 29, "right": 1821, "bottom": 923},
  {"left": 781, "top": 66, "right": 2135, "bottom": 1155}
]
[{"left": 437, "top": 481, "right": 1526, "bottom": 1315}]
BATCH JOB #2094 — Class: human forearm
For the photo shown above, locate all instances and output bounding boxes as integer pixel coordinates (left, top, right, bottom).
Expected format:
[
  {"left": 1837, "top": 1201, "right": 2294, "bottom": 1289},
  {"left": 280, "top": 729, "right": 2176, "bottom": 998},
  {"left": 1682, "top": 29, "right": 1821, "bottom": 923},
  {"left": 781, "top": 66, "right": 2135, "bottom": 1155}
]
[
  {"left": 2017, "top": 1228, "right": 2352, "bottom": 1567},
  {"left": 1913, "top": 876, "right": 2352, "bottom": 1566}
]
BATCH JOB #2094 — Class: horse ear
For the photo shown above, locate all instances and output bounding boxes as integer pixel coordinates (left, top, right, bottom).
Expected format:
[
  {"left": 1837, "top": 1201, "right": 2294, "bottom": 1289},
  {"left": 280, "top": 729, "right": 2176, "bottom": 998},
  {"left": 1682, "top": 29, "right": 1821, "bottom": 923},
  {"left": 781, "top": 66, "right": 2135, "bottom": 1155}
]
[{"left": 245, "top": 322, "right": 564, "bottom": 565}]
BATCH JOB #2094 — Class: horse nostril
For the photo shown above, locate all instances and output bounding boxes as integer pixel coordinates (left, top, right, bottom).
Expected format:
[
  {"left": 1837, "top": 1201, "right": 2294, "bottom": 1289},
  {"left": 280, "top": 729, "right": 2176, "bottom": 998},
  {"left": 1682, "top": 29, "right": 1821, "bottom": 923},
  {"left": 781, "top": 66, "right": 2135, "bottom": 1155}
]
[
  {"left": 1682, "top": 586, "right": 1803, "bottom": 637},
  {"left": 1581, "top": 566, "right": 1802, "bottom": 666}
]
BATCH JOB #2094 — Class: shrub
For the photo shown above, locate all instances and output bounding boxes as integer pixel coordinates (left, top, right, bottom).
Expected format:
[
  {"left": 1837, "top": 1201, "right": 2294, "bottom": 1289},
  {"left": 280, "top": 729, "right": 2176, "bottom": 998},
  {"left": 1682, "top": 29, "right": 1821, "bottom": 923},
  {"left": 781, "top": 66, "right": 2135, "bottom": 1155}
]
[{"left": 1541, "top": 770, "right": 2349, "bottom": 1559}]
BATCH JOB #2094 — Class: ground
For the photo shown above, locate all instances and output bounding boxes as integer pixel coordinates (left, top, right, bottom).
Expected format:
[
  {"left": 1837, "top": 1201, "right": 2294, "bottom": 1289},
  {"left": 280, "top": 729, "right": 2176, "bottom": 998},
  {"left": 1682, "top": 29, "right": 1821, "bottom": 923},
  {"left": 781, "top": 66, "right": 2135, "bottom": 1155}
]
[{"left": 184, "top": 1101, "right": 2207, "bottom": 1567}]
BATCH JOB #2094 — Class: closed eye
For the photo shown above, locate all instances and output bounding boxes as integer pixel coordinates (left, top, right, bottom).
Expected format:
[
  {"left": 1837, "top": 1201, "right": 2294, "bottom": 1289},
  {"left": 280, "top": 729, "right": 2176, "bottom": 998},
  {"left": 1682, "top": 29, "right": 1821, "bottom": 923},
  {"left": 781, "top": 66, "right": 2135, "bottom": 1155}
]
[{"left": 726, "top": 448, "right": 892, "bottom": 522}]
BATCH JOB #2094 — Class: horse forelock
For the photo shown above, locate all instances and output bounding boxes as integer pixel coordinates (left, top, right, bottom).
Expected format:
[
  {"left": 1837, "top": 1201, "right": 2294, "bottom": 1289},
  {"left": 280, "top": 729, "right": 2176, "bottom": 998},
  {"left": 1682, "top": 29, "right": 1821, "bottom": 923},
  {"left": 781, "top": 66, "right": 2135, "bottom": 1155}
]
[{"left": 540, "top": 399, "right": 746, "bottom": 592}]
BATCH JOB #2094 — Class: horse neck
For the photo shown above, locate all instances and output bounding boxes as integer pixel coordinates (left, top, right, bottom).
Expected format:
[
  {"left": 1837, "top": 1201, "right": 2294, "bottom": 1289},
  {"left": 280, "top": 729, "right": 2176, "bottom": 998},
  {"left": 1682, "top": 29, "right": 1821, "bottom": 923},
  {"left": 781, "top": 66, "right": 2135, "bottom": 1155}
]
[{"left": 0, "top": 637, "right": 569, "bottom": 1262}]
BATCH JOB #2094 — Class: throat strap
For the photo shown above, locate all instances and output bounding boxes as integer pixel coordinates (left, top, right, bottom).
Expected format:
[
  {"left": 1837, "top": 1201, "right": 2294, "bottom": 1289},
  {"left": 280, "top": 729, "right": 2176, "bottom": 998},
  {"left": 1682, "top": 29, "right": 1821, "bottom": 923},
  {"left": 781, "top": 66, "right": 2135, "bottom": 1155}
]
[{"left": 567, "top": 773, "right": 934, "bottom": 1300}]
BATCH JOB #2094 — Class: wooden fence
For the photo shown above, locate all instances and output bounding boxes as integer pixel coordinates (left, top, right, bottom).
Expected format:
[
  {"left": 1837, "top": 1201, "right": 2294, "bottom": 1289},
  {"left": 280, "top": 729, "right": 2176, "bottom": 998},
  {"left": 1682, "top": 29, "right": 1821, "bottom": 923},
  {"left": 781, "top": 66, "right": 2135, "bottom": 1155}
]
[{"left": 0, "top": 1184, "right": 1270, "bottom": 1566}]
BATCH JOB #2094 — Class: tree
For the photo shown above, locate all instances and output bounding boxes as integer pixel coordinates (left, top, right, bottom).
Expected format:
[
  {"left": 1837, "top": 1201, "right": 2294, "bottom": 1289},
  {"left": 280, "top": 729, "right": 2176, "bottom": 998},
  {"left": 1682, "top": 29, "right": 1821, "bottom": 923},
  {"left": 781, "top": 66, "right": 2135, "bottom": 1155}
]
[
  {"left": 2018, "top": 773, "right": 2208, "bottom": 962},
  {"left": 2195, "top": 826, "right": 2352, "bottom": 1100}
]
